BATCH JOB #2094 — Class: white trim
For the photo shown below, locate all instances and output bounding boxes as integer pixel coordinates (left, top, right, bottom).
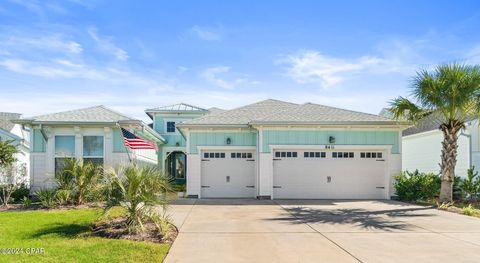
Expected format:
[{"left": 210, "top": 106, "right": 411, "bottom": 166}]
[
  {"left": 197, "top": 145, "right": 257, "bottom": 151},
  {"left": 254, "top": 126, "right": 406, "bottom": 131},
  {"left": 188, "top": 128, "right": 256, "bottom": 133},
  {"left": 269, "top": 144, "right": 393, "bottom": 151}
]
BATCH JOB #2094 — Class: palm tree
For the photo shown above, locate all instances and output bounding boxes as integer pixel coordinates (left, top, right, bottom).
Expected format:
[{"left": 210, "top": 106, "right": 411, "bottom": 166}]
[
  {"left": 104, "top": 165, "right": 172, "bottom": 234},
  {"left": 390, "top": 63, "right": 480, "bottom": 202}
]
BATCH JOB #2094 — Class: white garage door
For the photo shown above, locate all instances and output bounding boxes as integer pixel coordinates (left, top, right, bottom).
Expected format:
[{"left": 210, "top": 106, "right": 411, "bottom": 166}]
[
  {"left": 273, "top": 149, "right": 386, "bottom": 199},
  {"left": 201, "top": 150, "right": 256, "bottom": 198}
]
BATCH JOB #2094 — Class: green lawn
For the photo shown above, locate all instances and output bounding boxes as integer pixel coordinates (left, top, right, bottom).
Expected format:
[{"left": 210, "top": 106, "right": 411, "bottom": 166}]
[{"left": 0, "top": 208, "right": 170, "bottom": 262}]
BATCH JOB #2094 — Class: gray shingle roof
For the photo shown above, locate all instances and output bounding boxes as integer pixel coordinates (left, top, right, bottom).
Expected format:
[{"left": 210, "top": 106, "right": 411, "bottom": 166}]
[
  {"left": 145, "top": 103, "right": 207, "bottom": 112},
  {"left": 24, "top": 105, "right": 135, "bottom": 123},
  {"left": 252, "top": 103, "right": 393, "bottom": 124},
  {"left": 0, "top": 112, "right": 21, "bottom": 131},
  {"left": 179, "top": 99, "right": 298, "bottom": 126},
  {"left": 179, "top": 99, "right": 403, "bottom": 127}
]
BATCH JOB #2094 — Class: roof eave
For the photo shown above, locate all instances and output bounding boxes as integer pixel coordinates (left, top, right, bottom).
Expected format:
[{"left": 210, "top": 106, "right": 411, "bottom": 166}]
[
  {"left": 249, "top": 120, "right": 411, "bottom": 127},
  {"left": 176, "top": 123, "right": 250, "bottom": 129}
]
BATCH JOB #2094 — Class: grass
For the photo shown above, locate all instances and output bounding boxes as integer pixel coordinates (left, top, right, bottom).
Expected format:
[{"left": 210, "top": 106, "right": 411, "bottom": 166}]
[{"left": 0, "top": 208, "right": 171, "bottom": 262}]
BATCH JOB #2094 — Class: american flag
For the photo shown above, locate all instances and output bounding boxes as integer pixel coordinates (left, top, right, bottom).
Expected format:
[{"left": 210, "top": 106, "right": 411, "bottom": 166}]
[{"left": 121, "top": 128, "right": 157, "bottom": 150}]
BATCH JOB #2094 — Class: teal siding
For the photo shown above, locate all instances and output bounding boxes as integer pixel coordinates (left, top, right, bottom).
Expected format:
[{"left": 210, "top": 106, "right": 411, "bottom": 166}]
[
  {"left": 189, "top": 131, "right": 257, "bottom": 154},
  {"left": 112, "top": 128, "right": 127, "bottom": 153},
  {"left": 262, "top": 130, "right": 399, "bottom": 154},
  {"left": 164, "top": 134, "right": 186, "bottom": 147},
  {"left": 32, "top": 129, "right": 46, "bottom": 152}
]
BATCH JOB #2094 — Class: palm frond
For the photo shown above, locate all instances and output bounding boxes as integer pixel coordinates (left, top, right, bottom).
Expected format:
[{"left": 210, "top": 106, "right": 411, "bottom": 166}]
[{"left": 389, "top": 96, "right": 430, "bottom": 123}]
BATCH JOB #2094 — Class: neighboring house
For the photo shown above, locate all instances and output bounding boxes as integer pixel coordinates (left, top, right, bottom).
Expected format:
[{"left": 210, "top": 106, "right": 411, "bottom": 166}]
[
  {"left": 401, "top": 112, "right": 475, "bottom": 177},
  {"left": 0, "top": 112, "right": 30, "bottom": 184},
  {"left": 13, "top": 106, "right": 164, "bottom": 191},
  {"left": 177, "top": 99, "right": 408, "bottom": 199}
]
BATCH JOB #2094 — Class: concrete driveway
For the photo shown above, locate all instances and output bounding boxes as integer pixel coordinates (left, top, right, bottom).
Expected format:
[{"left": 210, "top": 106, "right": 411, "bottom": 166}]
[{"left": 164, "top": 199, "right": 480, "bottom": 263}]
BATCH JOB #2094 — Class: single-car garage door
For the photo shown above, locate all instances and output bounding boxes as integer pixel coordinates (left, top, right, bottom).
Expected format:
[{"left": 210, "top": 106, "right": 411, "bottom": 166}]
[
  {"left": 201, "top": 150, "right": 256, "bottom": 198},
  {"left": 273, "top": 149, "right": 386, "bottom": 199}
]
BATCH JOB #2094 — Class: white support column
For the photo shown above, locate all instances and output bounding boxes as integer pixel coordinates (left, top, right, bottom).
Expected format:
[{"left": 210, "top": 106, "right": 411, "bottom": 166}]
[
  {"left": 104, "top": 127, "right": 112, "bottom": 167},
  {"left": 74, "top": 126, "right": 82, "bottom": 160}
]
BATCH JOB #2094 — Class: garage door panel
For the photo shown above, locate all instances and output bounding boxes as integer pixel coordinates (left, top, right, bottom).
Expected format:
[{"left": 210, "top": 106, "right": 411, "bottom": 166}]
[
  {"left": 273, "top": 149, "right": 386, "bottom": 199},
  {"left": 201, "top": 150, "right": 255, "bottom": 198}
]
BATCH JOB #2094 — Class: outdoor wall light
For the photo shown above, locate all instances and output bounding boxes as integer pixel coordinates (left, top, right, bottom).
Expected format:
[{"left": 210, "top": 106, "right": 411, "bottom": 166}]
[
  {"left": 329, "top": 136, "right": 335, "bottom": 144},
  {"left": 226, "top": 137, "right": 232, "bottom": 145},
  {"left": 175, "top": 142, "right": 180, "bottom": 147}
]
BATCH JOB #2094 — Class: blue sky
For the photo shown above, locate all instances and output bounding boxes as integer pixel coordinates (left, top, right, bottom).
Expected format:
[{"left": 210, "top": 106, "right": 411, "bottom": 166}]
[{"left": 1, "top": 0, "right": 480, "bottom": 121}]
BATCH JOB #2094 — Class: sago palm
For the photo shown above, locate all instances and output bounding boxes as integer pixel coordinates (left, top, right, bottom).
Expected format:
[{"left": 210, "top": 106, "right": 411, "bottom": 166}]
[
  {"left": 390, "top": 63, "right": 480, "bottom": 202},
  {"left": 61, "top": 158, "right": 104, "bottom": 205},
  {"left": 105, "top": 165, "right": 172, "bottom": 234}
]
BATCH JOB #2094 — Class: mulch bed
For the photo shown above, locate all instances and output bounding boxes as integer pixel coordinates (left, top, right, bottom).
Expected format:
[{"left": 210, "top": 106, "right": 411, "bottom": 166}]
[{"left": 92, "top": 217, "right": 178, "bottom": 244}]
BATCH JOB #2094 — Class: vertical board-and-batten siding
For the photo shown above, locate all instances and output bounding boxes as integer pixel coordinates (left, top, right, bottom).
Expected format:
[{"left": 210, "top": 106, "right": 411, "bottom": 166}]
[
  {"left": 189, "top": 131, "right": 257, "bottom": 153},
  {"left": 262, "top": 130, "right": 400, "bottom": 154}
]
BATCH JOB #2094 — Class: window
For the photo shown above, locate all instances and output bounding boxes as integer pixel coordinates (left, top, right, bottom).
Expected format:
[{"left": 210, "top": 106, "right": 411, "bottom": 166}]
[
  {"left": 332, "top": 152, "right": 354, "bottom": 158},
  {"left": 203, "top": 152, "right": 226, "bottom": 159},
  {"left": 304, "top": 151, "right": 326, "bottom": 158},
  {"left": 275, "top": 151, "right": 298, "bottom": 158},
  {"left": 83, "top": 136, "right": 104, "bottom": 167},
  {"left": 55, "top": 135, "right": 75, "bottom": 175},
  {"left": 360, "top": 152, "right": 383, "bottom": 159},
  {"left": 166, "top": 121, "right": 176, "bottom": 133}
]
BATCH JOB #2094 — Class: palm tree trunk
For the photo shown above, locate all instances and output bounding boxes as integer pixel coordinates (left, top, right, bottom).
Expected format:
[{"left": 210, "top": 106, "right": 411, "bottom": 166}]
[{"left": 439, "top": 124, "right": 461, "bottom": 202}]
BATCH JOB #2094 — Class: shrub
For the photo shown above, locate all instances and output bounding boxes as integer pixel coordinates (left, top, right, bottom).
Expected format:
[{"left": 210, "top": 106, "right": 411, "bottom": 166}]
[
  {"left": 173, "top": 183, "right": 186, "bottom": 193},
  {"left": 462, "top": 204, "right": 480, "bottom": 216},
  {"left": 36, "top": 189, "right": 57, "bottom": 208},
  {"left": 55, "top": 189, "right": 72, "bottom": 205},
  {"left": 394, "top": 170, "right": 441, "bottom": 202},
  {"left": 21, "top": 196, "right": 32, "bottom": 208},
  {"left": 105, "top": 165, "right": 173, "bottom": 234},
  {"left": 460, "top": 167, "right": 480, "bottom": 201},
  {"left": 11, "top": 184, "right": 29, "bottom": 202}
]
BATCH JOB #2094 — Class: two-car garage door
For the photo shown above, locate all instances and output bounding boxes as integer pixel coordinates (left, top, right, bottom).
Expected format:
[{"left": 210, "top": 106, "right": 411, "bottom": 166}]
[
  {"left": 201, "top": 150, "right": 256, "bottom": 198},
  {"left": 273, "top": 149, "right": 387, "bottom": 199}
]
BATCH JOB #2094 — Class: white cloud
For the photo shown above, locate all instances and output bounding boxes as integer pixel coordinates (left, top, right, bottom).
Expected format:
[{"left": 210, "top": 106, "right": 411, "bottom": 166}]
[
  {"left": 199, "top": 66, "right": 250, "bottom": 89},
  {"left": 88, "top": 28, "right": 128, "bottom": 61},
  {"left": 0, "top": 35, "right": 83, "bottom": 55},
  {"left": 278, "top": 50, "right": 382, "bottom": 88},
  {"left": 190, "top": 25, "right": 222, "bottom": 41}
]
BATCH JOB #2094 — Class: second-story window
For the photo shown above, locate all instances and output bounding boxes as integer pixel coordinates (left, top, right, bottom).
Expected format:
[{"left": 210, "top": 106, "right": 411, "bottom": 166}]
[{"left": 166, "top": 121, "right": 176, "bottom": 133}]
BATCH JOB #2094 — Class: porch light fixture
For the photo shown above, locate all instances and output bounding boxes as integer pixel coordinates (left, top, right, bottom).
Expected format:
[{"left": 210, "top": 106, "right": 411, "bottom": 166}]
[
  {"left": 226, "top": 137, "right": 232, "bottom": 145},
  {"left": 329, "top": 136, "right": 335, "bottom": 144},
  {"left": 175, "top": 142, "right": 180, "bottom": 147}
]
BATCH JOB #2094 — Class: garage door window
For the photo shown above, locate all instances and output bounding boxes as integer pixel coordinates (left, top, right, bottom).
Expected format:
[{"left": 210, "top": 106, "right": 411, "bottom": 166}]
[
  {"left": 360, "top": 152, "right": 383, "bottom": 159},
  {"left": 304, "top": 151, "right": 326, "bottom": 158},
  {"left": 203, "top": 152, "right": 226, "bottom": 158},
  {"left": 230, "top": 152, "right": 253, "bottom": 159},
  {"left": 275, "top": 151, "right": 297, "bottom": 158},
  {"left": 332, "top": 152, "right": 354, "bottom": 158}
]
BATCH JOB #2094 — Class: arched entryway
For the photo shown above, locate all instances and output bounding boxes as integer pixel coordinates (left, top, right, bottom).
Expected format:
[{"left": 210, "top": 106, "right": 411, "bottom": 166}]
[{"left": 165, "top": 151, "right": 186, "bottom": 183}]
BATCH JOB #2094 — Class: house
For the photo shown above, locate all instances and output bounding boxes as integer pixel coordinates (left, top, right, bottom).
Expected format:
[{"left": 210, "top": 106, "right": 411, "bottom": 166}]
[
  {"left": 15, "top": 100, "right": 408, "bottom": 199},
  {"left": 401, "top": 113, "right": 476, "bottom": 177},
  {"left": 0, "top": 112, "right": 30, "bottom": 183},
  {"left": 13, "top": 106, "right": 163, "bottom": 191},
  {"left": 176, "top": 99, "right": 408, "bottom": 199}
]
